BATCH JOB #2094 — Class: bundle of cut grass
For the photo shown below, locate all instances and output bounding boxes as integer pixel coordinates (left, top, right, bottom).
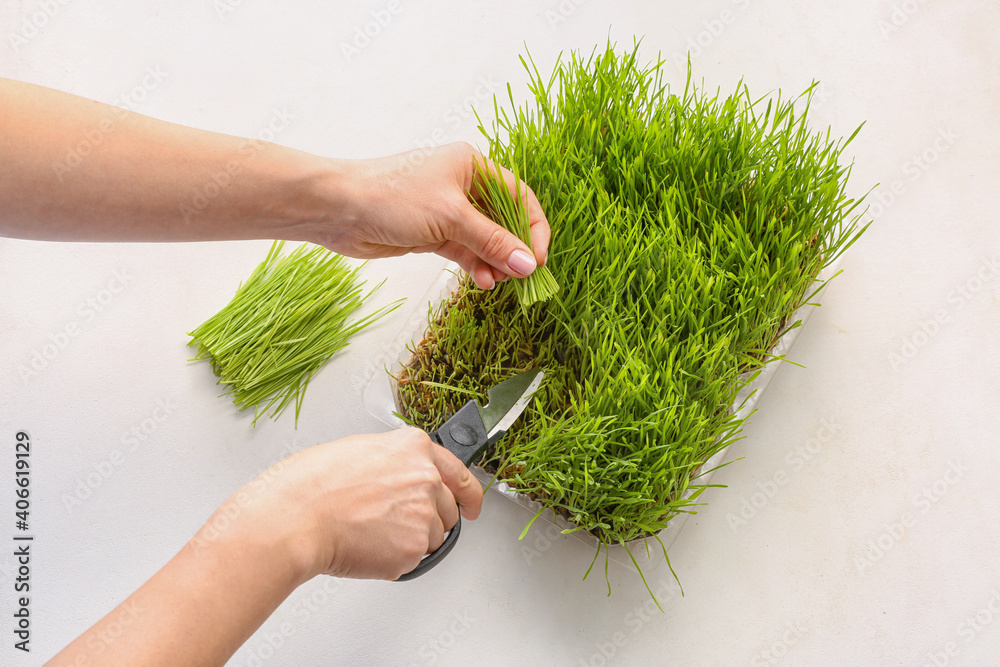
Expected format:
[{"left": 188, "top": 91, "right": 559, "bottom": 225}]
[
  {"left": 470, "top": 157, "right": 559, "bottom": 308},
  {"left": 189, "top": 241, "right": 398, "bottom": 425},
  {"left": 395, "top": 42, "right": 868, "bottom": 600}
]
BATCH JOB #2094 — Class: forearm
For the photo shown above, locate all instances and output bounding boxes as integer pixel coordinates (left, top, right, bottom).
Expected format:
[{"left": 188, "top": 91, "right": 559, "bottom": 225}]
[
  {"left": 0, "top": 78, "right": 340, "bottom": 244},
  {"left": 47, "top": 499, "right": 311, "bottom": 667}
]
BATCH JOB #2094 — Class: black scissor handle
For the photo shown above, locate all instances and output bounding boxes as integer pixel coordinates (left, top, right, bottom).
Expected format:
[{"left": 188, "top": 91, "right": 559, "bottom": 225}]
[
  {"left": 396, "top": 400, "right": 490, "bottom": 581},
  {"left": 428, "top": 400, "right": 491, "bottom": 467}
]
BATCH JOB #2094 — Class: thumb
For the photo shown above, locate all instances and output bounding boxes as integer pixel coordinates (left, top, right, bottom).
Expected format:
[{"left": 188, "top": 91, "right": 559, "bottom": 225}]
[{"left": 449, "top": 202, "right": 538, "bottom": 279}]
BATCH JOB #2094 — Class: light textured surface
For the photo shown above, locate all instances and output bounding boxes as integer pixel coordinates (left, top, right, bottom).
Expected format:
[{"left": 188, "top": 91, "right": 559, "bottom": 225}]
[{"left": 1, "top": 2, "right": 998, "bottom": 665}]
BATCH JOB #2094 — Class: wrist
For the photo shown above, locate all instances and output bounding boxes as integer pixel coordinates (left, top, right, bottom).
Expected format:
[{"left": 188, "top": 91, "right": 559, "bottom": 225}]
[
  {"left": 265, "top": 152, "right": 359, "bottom": 250},
  {"left": 190, "top": 486, "right": 318, "bottom": 590}
]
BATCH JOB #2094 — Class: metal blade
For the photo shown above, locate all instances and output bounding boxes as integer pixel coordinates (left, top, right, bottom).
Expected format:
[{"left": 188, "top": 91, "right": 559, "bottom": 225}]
[{"left": 478, "top": 367, "right": 545, "bottom": 438}]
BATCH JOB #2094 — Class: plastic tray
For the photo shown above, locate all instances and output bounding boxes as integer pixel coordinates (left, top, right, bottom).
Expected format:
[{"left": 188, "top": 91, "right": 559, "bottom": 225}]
[{"left": 364, "top": 263, "right": 829, "bottom": 572}]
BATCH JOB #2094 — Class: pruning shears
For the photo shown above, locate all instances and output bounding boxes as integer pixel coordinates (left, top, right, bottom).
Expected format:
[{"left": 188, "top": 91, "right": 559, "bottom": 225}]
[{"left": 397, "top": 367, "right": 545, "bottom": 581}]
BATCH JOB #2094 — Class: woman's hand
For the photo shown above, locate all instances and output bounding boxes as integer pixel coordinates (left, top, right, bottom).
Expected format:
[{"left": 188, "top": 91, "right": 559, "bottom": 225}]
[
  {"left": 320, "top": 142, "right": 551, "bottom": 290},
  {"left": 51, "top": 430, "right": 482, "bottom": 666},
  {"left": 215, "top": 428, "right": 484, "bottom": 582}
]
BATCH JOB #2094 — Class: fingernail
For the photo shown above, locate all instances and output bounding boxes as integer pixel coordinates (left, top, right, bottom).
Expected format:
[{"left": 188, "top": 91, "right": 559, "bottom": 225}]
[{"left": 507, "top": 249, "right": 536, "bottom": 277}]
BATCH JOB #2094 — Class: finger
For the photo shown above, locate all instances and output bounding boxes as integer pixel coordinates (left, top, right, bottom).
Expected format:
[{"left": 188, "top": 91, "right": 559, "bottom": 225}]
[
  {"left": 429, "top": 446, "right": 484, "bottom": 521},
  {"left": 434, "top": 482, "right": 460, "bottom": 532},
  {"left": 475, "top": 264, "right": 498, "bottom": 290},
  {"left": 427, "top": 513, "right": 446, "bottom": 553},
  {"left": 529, "top": 209, "right": 551, "bottom": 267},
  {"left": 430, "top": 240, "right": 500, "bottom": 290},
  {"left": 444, "top": 197, "right": 538, "bottom": 279}
]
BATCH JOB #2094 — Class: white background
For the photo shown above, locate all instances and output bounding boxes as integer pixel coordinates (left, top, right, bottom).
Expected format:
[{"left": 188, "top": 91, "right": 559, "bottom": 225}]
[{"left": 1, "top": 1, "right": 999, "bottom": 665}]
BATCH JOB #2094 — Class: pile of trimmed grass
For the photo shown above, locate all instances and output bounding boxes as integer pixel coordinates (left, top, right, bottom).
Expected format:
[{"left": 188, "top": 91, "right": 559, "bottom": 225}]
[
  {"left": 190, "top": 241, "right": 398, "bottom": 425},
  {"left": 396, "top": 42, "right": 868, "bottom": 597}
]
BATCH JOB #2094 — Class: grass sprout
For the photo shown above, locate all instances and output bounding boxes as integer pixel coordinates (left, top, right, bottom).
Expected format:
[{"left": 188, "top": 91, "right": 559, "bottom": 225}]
[
  {"left": 395, "top": 41, "right": 870, "bottom": 600},
  {"left": 189, "top": 241, "right": 400, "bottom": 426},
  {"left": 470, "top": 157, "right": 560, "bottom": 308}
]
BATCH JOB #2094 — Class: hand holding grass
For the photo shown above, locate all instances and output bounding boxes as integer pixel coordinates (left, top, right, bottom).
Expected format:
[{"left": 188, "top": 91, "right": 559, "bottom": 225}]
[
  {"left": 0, "top": 80, "right": 551, "bottom": 291},
  {"left": 323, "top": 141, "right": 551, "bottom": 290}
]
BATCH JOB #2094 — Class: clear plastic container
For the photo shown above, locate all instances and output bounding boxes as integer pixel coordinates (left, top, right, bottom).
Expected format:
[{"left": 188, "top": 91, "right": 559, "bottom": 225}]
[{"left": 364, "top": 263, "right": 830, "bottom": 573}]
